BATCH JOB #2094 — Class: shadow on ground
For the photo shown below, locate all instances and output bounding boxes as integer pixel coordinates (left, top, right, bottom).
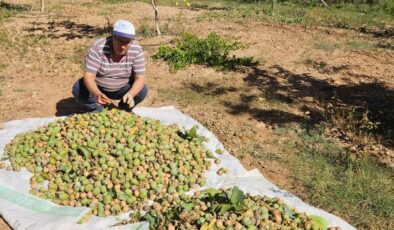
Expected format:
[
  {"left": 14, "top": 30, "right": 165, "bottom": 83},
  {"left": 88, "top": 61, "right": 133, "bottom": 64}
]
[
  {"left": 249, "top": 65, "right": 393, "bottom": 146},
  {"left": 25, "top": 20, "right": 111, "bottom": 40},
  {"left": 185, "top": 64, "right": 394, "bottom": 147},
  {"left": 56, "top": 98, "right": 88, "bottom": 116},
  {"left": 0, "top": 2, "right": 30, "bottom": 12},
  {"left": 189, "top": 5, "right": 232, "bottom": 11},
  {"left": 358, "top": 26, "right": 394, "bottom": 38}
]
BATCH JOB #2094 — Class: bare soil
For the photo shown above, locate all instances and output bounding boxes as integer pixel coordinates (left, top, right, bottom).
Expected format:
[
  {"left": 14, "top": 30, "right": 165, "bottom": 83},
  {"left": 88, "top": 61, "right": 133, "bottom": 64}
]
[
  {"left": 0, "top": 0, "right": 393, "bottom": 229},
  {"left": 0, "top": 216, "right": 10, "bottom": 230}
]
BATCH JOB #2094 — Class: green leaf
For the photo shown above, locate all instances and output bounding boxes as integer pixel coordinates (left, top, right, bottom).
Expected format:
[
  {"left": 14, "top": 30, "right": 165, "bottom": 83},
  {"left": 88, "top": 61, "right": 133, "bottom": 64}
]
[
  {"left": 206, "top": 151, "right": 215, "bottom": 159},
  {"left": 234, "top": 204, "right": 245, "bottom": 211},
  {"left": 66, "top": 166, "right": 73, "bottom": 174},
  {"left": 118, "top": 193, "right": 127, "bottom": 201},
  {"left": 50, "top": 127, "right": 61, "bottom": 135},
  {"left": 1, "top": 156, "right": 9, "bottom": 161},
  {"left": 219, "top": 204, "right": 233, "bottom": 214},
  {"left": 97, "top": 202, "right": 105, "bottom": 217},
  {"left": 181, "top": 202, "right": 195, "bottom": 211},
  {"left": 283, "top": 206, "right": 295, "bottom": 218},
  {"left": 166, "top": 209, "right": 177, "bottom": 220},
  {"left": 205, "top": 188, "right": 221, "bottom": 198},
  {"left": 143, "top": 213, "right": 159, "bottom": 228},
  {"left": 187, "top": 126, "right": 197, "bottom": 139},
  {"left": 309, "top": 215, "right": 329, "bottom": 229},
  {"left": 59, "top": 165, "right": 72, "bottom": 174},
  {"left": 215, "top": 149, "right": 224, "bottom": 155},
  {"left": 47, "top": 136, "right": 56, "bottom": 147},
  {"left": 132, "top": 210, "right": 142, "bottom": 220},
  {"left": 58, "top": 165, "right": 68, "bottom": 173},
  {"left": 212, "top": 203, "right": 221, "bottom": 212},
  {"left": 79, "top": 147, "right": 90, "bottom": 159},
  {"left": 196, "top": 136, "right": 205, "bottom": 144},
  {"left": 230, "top": 186, "right": 244, "bottom": 205}
]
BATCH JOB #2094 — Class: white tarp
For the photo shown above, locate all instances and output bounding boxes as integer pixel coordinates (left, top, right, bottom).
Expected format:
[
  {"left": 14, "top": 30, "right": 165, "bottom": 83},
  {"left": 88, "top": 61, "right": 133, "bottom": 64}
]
[{"left": 0, "top": 106, "right": 356, "bottom": 230}]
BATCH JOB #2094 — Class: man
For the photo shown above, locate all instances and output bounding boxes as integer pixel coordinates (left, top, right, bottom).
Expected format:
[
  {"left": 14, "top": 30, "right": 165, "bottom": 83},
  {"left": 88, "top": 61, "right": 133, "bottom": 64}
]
[{"left": 72, "top": 19, "right": 148, "bottom": 112}]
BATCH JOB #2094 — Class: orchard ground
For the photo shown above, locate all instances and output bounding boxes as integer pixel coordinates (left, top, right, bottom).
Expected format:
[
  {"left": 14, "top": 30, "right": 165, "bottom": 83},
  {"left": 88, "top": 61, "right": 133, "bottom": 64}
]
[{"left": 0, "top": 0, "right": 393, "bottom": 229}]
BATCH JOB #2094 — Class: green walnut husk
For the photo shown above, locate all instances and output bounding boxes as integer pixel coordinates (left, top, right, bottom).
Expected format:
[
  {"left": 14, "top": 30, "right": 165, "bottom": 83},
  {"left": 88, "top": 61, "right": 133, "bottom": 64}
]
[
  {"left": 128, "top": 186, "right": 333, "bottom": 230},
  {"left": 3, "top": 109, "right": 215, "bottom": 217}
]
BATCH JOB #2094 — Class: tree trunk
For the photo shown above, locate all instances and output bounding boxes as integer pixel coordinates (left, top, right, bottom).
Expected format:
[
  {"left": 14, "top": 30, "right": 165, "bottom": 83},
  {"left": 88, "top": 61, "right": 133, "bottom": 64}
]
[
  {"left": 151, "top": 0, "right": 161, "bottom": 36},
  {"left": 320, "top": 0, "right": 335, "bottom": 13},
  {"left": 271, "top": 0, "right": 276, "bottom": 16},
  {"left": 40, "top": 0, "right": 44, "bottom": 13}
]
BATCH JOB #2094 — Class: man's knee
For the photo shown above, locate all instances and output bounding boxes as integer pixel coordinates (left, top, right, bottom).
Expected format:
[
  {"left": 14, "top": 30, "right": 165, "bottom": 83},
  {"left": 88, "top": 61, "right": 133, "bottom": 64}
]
[
  {"left": 135, "top": 85, "right": 148, "bottom": 104},
  {"left": 72, "top": 78, "right": 89, "bottom": 101},
  {"left": 71, "top": 80, "right": 80, "bottom": 99}
]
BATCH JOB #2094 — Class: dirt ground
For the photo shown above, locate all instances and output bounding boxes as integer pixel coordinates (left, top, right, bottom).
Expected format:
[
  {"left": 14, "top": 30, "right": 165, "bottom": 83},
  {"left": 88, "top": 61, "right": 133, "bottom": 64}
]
[
  {"left": 0, "top": 0, "right": 393, "bottom": 229},
  {"left": 0, "top": 217, "right": 10, "bottom": 230}
]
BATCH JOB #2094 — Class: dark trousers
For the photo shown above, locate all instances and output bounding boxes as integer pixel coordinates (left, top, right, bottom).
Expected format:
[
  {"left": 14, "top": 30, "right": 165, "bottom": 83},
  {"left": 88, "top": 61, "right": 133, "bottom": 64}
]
[{"left": 71, "top": 78, "right": 148, "bottom": 112}]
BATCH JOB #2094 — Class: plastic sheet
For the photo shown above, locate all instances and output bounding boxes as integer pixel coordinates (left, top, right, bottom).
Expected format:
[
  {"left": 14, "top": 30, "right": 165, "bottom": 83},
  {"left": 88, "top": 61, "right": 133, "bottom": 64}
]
[{"left": 0, "top": 107, "right": 356, "bottom": 230}]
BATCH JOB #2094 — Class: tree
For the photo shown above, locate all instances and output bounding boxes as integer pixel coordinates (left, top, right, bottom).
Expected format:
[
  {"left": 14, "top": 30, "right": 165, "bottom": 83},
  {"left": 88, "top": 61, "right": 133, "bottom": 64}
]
[
  {"left": 271, "top": 0, "right": 276, "bottom": 15},
  {"left": 151, "top": 0, "right": 161, "bottom": 36},
  {"left": 320, "top": 0, "right": 334, "bottom": 13},
  {"left": 40, "top": 0, "right": 44, "bottom": 13}
]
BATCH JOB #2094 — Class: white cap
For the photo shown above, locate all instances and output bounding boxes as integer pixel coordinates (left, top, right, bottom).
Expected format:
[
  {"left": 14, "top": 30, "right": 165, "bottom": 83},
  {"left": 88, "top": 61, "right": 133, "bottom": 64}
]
[{"left": 112, "top": 19, "right": 135, "bottom": 39}]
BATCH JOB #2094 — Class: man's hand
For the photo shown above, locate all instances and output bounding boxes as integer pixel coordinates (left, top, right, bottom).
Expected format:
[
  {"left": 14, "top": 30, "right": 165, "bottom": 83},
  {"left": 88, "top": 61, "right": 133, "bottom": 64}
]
[
  {"left": 96, "top": 92, "right": 110, "bottom": 106},
  {"left": 83, "top": 72, "right": 110, "bottom": 106},
  {"left": 122, "top": 93, "right": 135, "bottom": 108}
]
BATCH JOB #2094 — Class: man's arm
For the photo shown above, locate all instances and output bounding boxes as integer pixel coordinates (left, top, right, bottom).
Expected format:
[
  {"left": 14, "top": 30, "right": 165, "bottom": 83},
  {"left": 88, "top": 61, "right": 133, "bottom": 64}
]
[
  {"left": 122, "top": 74, "right": 145, "bottom": 108},
  {"left": 83, "top": 71, "right": 109, "bottom": 105},
  {"left": 126, "top": 74, "right": 145, "bottom": 97},
  {"left": 123, "top": 44, "right": 146, "bottom": 107}
]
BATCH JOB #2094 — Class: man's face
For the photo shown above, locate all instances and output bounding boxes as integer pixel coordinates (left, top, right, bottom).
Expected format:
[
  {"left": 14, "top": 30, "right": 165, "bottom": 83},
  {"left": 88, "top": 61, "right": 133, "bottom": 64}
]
[{"left": 112, "top": 35, "right": 132, "bottom": 56}]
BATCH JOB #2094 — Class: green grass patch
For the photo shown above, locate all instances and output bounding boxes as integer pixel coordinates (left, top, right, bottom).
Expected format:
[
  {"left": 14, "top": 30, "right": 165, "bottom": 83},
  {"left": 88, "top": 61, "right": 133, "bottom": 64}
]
[
  {"left": 0, "top": 28, "right": 11, "bottom": 48},
  {"left": 245, "top": 92, "right": 291, "bottom": 112},
  {"left": 13, "top": 88, "right": 26, "bottom": 93},
  {"left": 344, "top": 39, "right": 376, "bottom": 50},
  {"left": 128, "top": 1, "right": 393, "bottom": 30},
  {"left": 100, "top": 0, "right": 131, "bottom": 3},
  {"left": 157, "top": 77, "right": 241, "bottom": 107},
  {"left": 137, "top": 18, "right": 155, "bottom": 38},
  {"left": 196, "top": 2, "right": 311, "bottom": 25},
  {"left": 49, "top": 2, "right": 66, "bottom": 12},
  {"left": 73, "top": 43, "right": 91, "bottom": 66},
  {"left": 0, "top": 32, "right": 51, "bottom": 57},
  {"left": 0, "top": 63, "right": 7, "bottom": 71},
  {"left": 238, "top": 142, "right": 281, "bottom": 160},
  {"left": 314, "top": 38, "right": 388, "bottom": 51},
  {"left": 304, "top": 4, "right": 392, "bottom": 29},
  {"left": 196, "top": 1, "right": 393, "bottom": 30},
  {"left": 0, "top": 7, "right": 14, "bottom": 20},
  {"left": 17, "top": 34, "right": 50, "bottom": 57},
  {"left": 134, "top": 0, "right": 222, "bottom": 8},
  {"left": 261, "top": 89, "right": 293, "bottom": 108},
  {"left": 284, "top": 129, "right": 394, "bottom": 230},
  {"left": 153, "top": 32, "right": 257, "bottom": 72},
  {"left": 314, "top": 40, "right": 340, "bottom": 51},
  {"left": 0, "top": 2, "right": 29, "bottom": 20}
]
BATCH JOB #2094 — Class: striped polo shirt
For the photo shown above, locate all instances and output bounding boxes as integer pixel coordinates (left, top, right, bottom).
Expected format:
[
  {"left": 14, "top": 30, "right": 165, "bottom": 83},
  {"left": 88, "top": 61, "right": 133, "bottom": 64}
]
[{"left": 85, "top": 37, "right": 146, "bottom": 92}]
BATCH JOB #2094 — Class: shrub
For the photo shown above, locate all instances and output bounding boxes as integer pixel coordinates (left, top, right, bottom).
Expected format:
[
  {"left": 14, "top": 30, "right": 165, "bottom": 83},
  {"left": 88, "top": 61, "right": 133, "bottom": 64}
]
[{"left": 153, "top": 32, "right": 257, "bottom": 71}]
